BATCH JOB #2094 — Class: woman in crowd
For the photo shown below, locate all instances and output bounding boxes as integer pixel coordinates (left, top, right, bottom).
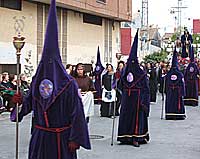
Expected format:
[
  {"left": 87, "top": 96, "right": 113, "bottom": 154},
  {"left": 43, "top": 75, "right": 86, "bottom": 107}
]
[
  {"left": 66, "top": 64, "right": 73, "bottom": 75},
  {"left": 100, "top": 63, "right": 116, "bottom": 117},
  {"left": 115, "top": 61, "right": 125, "bottom": 116},
  {"left": 1, "top": 73, "right": 16, "bottom": 111},
  {"left": 74, "top": 63, "right": 95, "bottom": 123},
  {"left": 146, "top": 63, "right": 158, "bottom": 102}
]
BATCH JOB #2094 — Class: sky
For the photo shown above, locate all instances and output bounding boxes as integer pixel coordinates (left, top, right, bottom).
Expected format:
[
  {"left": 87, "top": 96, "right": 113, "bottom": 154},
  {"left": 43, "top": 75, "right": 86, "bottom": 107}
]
[{"left": 132, "top": 0, "right": 200, "bottom": 35}]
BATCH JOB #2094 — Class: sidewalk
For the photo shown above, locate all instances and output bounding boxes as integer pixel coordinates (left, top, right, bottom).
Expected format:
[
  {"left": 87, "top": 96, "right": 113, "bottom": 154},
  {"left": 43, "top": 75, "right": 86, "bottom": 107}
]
[{"left": 0, "top": 94, "right": 200, "bottom": 159}]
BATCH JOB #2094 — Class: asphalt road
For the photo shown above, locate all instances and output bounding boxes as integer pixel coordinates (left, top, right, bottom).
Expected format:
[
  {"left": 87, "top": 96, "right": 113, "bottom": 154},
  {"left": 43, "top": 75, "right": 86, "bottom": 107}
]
[{"left": 0, "top": 94, "right": 199, "bottom": 159}]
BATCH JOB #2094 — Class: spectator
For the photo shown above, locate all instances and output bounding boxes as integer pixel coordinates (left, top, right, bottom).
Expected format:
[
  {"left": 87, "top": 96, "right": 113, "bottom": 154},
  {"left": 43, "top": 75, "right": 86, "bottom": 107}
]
[
  {"left": 66, "top": 64, "right": 73, "bottom": 75},
  {"left": 101, "top": 63, "right": 116, "bottom": 117},
  {"left": 74, "top": 63, "right": 95, "bottom": 123}
]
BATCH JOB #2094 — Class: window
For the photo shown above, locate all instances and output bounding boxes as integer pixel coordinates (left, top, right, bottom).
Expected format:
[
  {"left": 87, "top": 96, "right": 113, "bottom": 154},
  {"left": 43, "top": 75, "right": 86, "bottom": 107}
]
[
  {"left": 96, "top": 0, "right": 106, "bottom": 3},
  {"left": 83, "top": 13, "right": 102, "bottom": 26},
  {"left": 104, "top": 19, "right": 112, "bottom": 63},
  {"left": 0, "top": 0, "right": 22, "bottom": 10}
]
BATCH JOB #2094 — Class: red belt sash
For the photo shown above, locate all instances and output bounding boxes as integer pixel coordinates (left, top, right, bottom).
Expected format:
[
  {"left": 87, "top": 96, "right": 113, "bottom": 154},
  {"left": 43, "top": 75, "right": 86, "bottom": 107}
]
[
  {"left": 169, "top": 85, "right": 181, "bottom": 111},
  {"left": 33, "top": 80, "right": 73, "bottom": 159},
  {"left": 125, "top": 88, "right": 140, "bottom": 135},
  {"left": 123, "top": 74, "right": 145, "bottom": 136},
  {"left": 35, "top": 124, "right": 71, "bottom": 159}
]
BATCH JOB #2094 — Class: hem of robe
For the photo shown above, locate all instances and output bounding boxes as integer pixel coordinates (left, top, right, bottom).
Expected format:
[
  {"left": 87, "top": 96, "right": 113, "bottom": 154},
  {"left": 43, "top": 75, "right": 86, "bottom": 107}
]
[
  {"left": 165, "top": 113, "right": 186, "bottom": 120},
  {"left": 184, "top": 98, "right": 198, "bottom": 106},
  {"left": 117, "top": 132, "right": 149, "bottom": 144}
]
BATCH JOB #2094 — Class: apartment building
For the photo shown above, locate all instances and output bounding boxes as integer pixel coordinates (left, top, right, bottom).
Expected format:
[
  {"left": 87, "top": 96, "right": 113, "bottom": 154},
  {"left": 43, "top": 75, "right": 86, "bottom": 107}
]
[
  {"left": 193, "top": 19, "right": 200, "bottom": 34},
  {"left": 0, "top": 0, "right": 132, "bottom": 76}
]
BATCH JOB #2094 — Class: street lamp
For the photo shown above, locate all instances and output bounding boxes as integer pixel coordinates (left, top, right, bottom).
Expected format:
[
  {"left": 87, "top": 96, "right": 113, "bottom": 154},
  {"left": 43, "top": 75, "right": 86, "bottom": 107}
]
[
  {"left": 171, "top": 0, "right": 187, "bottom": 35},
  {"left": 13, "top": 33, "right": 25, "bottom": 159},
  {"left": 90, "top": 59, "right": 94, "bottom": 76},
  {"left": 91, "top": 59, "right": 94, "bottom": 65},
  {"left": 116, "top": 53, "right": 122, "bottom": 61}
]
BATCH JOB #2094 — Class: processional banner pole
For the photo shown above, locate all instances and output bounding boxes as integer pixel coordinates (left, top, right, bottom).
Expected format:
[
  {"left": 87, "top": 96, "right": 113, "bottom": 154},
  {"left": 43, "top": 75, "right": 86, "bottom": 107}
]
[{"left": 13, "top": 34, "right": 25, "bottom": 159}]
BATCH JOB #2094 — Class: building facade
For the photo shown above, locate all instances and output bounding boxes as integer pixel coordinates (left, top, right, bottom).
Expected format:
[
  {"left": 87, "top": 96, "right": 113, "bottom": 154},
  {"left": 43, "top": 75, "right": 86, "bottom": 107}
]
[
  {"left": 193, "top": 19, "right": 200, "bottom": 34},
  {"left": 0, "top": 0, "right": 132, "bottom": 77},
  {"left": 120, "top": 25, "right": 162, "bottom": 62}
]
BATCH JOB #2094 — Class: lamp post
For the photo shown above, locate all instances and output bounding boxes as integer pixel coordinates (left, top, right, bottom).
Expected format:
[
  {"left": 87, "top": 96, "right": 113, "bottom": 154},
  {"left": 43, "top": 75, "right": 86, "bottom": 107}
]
[
  {"left": 13, "top": 33, "right": 25, "bottom": 159},
  {"left": 91, "top": 59, "right": 94, "bottom": 76},
  {"left": 116, "top": 52, "right": 122, "bottom": 61},
  {"left": 171, "top": 0, "right": 187, "bottom": 35},
  {"left": 110, "top": 52, "right": 121, "bottom": 146}
]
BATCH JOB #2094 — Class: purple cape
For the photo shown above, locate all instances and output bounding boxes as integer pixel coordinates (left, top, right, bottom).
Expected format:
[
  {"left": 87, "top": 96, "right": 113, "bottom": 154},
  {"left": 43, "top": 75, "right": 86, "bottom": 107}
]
[
  {"left": 165, "top": 49, "right": 186, "bottom": 120},
  {"left": 165, "top": 68, "right": 186, "bottom": 120},
  {"left": 93, "top": 46, "right": 104, "bottom": 100},
  {"left": 184, "top": 62, "right": 199, "bottom": 106},
  {"left": 11, "top": 0, "right": 91, "bottom": 158},
  {"left": 117, "top": 29, "right": 150, "bottom": 144}
]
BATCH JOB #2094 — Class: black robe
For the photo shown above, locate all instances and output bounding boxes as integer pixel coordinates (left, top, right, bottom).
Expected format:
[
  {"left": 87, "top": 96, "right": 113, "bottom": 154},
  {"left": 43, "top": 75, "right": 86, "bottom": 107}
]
[
  {"left": 117, "top": 67, "right": 150, "bottom": 144},
  {"left": 181, "top": 33, "right": 193, "bottom": 58},
  {"left": 165, "top": 68, "right": 186, "bottom": 120},
  {"left": 184, "top": 62, "right": 199, "bottom": 106},
  {"left": 100, "top": 72, "right": 116, "bottom": 117},
  {"left": 147, "top": 67, "right": 157, "bottom": 102}
]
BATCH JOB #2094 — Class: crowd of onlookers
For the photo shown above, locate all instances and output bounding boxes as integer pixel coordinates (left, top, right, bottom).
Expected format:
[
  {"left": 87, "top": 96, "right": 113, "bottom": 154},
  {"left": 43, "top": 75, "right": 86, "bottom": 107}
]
[
  {"left": 66, "top": 53, "right": 200, "bottom": 103},
  {"left": 0, "top": 72, "right": 30, "bottom": 113},
  {"left": 1, "top": 54, "right": 200, "bottom": 115},
  {"left": 141, "top": 54, "right": 200, "bottom": 102}
]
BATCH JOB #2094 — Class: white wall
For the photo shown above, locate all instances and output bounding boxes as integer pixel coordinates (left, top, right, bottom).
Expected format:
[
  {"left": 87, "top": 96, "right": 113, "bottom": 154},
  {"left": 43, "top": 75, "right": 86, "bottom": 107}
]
[
  {"left": 67, "top": 11, "right": 104, "bottom": 65},
  {"left": 67, "top": 11, "right": 120, "bottom": 68},
  {"left": 0, "top": 1, "right": 37, "bottom": 76}
]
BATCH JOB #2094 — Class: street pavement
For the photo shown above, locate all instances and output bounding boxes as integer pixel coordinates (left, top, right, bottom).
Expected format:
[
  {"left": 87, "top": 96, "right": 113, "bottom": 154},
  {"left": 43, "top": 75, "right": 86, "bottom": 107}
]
[{"left": 0, "top": 94, "right": 200, "bottom": 159}]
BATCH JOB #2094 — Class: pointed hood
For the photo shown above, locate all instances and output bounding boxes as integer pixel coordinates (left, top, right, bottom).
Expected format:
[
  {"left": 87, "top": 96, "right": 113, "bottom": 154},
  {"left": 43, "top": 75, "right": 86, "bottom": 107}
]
[
  {"left": 42, "top": 0, "right": 60, "bottom": 60},
  {"left": 30, "top": 0, "right": 71, "bottom": 110},
  {"left": 127, "top": 29, "right": 139, "bottom": 64},
  {"left": 93, "top": 46, "right": 104, "bottom": 101},
  {"left": 189, "top": 45, "right": 194, "bottom": 62},
  {"left": 94, "top": 46, "right": 104, "bottom": 73},
  {"left": 96, "top": 46, "right": 103, "bottom": 66},
  {"left": 171, "top": 48, "right": 179, "bottom": 68},
  {"left": 122, "top": 29, "right": 144, "bottom": 87}
]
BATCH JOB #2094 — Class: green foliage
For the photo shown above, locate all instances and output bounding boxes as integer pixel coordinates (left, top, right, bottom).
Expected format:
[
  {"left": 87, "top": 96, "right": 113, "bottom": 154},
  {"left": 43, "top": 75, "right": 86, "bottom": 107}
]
[
  {"left": 192, "top": 34, "right": 200, "bottom": 44},
  {"left": 143, "top": 50, "right": 168, "bottom": 63},
  {"left": 171, "top": 33, "right": 179, "bottom": 42}
]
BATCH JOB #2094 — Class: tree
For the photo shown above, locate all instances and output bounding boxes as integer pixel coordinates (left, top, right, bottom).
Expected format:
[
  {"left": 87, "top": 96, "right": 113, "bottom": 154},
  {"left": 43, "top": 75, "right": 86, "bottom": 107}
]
[
  {"left": 171, "top": 32, "right": 179, "bottom": 42},
  {"left": 192, "top": 34, "right": 200, "bottom": 44},
  {"left": 143, "top": 50, "right": 168, "bottom": 63}
]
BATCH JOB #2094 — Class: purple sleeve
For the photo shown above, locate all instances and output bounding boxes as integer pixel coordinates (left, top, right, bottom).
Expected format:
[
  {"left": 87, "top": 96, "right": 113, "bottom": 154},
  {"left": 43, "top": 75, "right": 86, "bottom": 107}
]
[
  {"left": 10, "top": 89, "right": 32, "bottom": 122},
  {"left": 111, "top": 73, "right": 116, "bottom": 89},
  {"left": 140, "top": 75, "right": 150, "bottom": 117},
  {"left": 68, "top": 81, "right": 91, "bottom": 150}
]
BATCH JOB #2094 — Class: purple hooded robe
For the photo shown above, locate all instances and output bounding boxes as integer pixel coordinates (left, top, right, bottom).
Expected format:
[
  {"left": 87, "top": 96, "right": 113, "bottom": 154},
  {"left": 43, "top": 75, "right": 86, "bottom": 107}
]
[
  {"left": 184, "top": 46, "right": 199, "bottom": 106},
  {"left": 165, "top": 49, "right": 186, "bottom": 120},
  {"left": 11, "top": 0, "right": 91, "bottom": 158},
  {"left": 117, "top": 30, "right": 150, "bottom": 144}
]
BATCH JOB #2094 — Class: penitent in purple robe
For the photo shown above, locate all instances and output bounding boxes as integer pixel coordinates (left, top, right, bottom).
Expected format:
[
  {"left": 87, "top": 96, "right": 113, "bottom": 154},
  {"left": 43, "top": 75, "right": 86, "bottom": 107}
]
[
  {"left": 117, "top": 30, "right": 150, "bottom": 144},
  {"left": 184, "top": 46, "right": 199, "bottom": 106},
  {"left": 165, "top": 49, "right": 186, "bottom": 120},
  {"left": 93, "top": 46, "right": 104, "bottom": 102},
  {"left": 10, "top": 0, "right": 91, "bottom": 158}
]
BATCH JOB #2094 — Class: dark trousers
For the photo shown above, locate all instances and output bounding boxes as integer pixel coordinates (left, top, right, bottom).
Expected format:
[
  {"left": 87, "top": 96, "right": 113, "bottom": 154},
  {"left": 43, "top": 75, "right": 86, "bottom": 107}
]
[
  {"left": 100, "top": 101, "right": 114, "bottom": 117},
  {"left": 2, "top": 94, "right": 15, "bottom": 111},
  {"left": 116, "top": 90, "right": 121, "bottom": 116}
]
